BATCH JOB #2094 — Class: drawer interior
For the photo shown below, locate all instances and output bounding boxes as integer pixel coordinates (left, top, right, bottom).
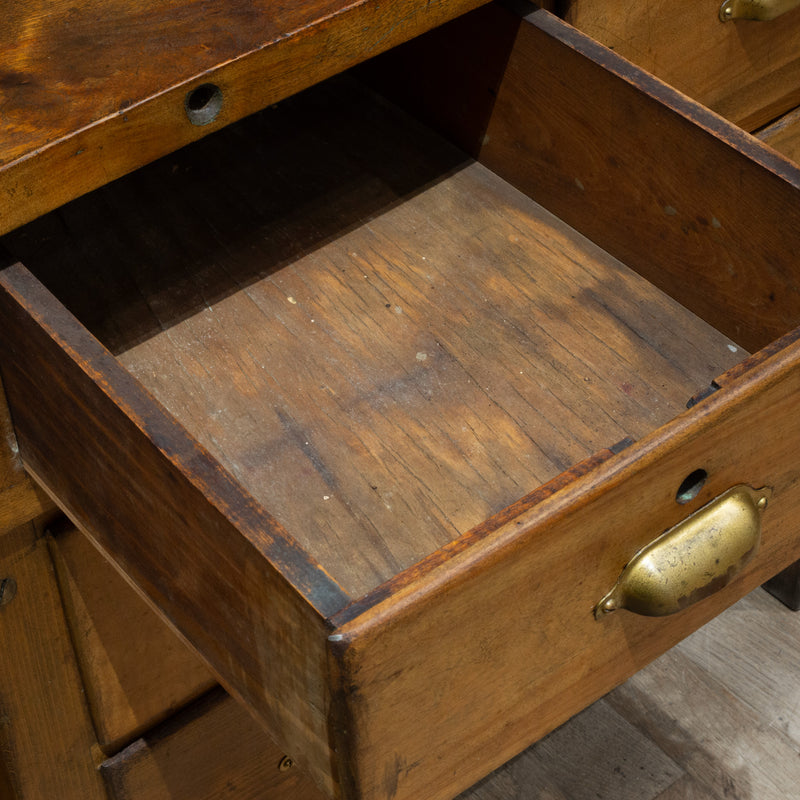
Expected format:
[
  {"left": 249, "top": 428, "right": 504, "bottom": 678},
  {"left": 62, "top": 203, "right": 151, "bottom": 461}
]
[
  {"left": 3, "top": 73, "right": 744, "bottom": 597},
  {"left": 6, "top": 6, "right": 800, "bottom": 798}
]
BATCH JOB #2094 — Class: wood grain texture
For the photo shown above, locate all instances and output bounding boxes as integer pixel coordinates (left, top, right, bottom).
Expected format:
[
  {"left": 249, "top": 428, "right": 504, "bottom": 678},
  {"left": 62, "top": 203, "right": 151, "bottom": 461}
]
[
  {"left": 675, "top": 588, "right": 800, "bottom": 753},
  {"left": 327, "top": 326, "right": 800, "bottom": 800},
  {"left": 758, "top": 104, "right": 800, "bottom": 162},
  {"left": 0, "top": 0, "right": 488, "bottom": 235},
  {"left": 452, "top": 587, "right": 800, "bottom": 799},
  {"left": 560, "top": 0, "right": 800, "bottom": 131},
  {"left": 101, "top": 689, "right": 325, "bottom": 800},
  {"left": 0, "top": 376, "right": 54, "bottom": 535},
  {"left": 3, "top": 76, "right": 743, "bottom": 598},
  {"left": 608, "top": 630, "right": 800, "bottom": 799},
  {"left": 457, "top": 700, "right": 683, "bottom": 800},
  {"left": 362, "top": 4, "right": 800, "bottom": 353},
  {"left": 476, "top": 7, "right": 800, "bottom": 354},
  {"left": 50, "top": 524, "right": 216, "bottom": 754},
  {"left": 0, "top": 529, "right": 107, "bottom": 800},
  {"left": 0, "top": 263, "right": 349, "bottom": 795}
]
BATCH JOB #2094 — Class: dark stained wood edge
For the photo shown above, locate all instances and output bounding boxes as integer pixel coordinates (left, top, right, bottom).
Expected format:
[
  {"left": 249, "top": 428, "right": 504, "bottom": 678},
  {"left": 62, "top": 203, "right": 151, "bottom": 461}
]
[
  {"left": 688, "top": 323, "right": 800, "bottom": 406},
  {"left": 0, "top": 262, "right": 348, "bottom": 615},
  {"left": 332, "top": 445, "right": 617, "bottom": 624},
  {"left": 0, "top": 0, "right": 489, "bottom": 236},
  {"left": 520, "top": 8, "right": 800, "bottom": 187},
  {"left": 0, "top": 261, "right": 349, "bottom": 793},
  {"left": 711, "top": 324, "right": 800, "bottom": 388}
]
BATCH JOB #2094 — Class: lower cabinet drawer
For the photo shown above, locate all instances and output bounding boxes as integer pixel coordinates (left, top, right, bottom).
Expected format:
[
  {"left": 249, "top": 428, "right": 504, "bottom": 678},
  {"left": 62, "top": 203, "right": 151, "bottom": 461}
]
[
  {"left": 3, "top": 6, "right": 800, "bottom": 800},
  {"left": 101, "top": 690, "right": 325, "bottom": 800},
  {"left": 50, "top": 523, "right": 216, "bottom": 753},
  {"left": 561, "top": 0, "right": 800, "bottom": 130}
]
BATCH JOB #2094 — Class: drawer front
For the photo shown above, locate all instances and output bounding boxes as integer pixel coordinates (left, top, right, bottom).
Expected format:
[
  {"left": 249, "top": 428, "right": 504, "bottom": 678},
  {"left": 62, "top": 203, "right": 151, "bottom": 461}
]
[
  {"left": 0, "top": 530, "right": 106, "bottom": 800},
  {"left": 562, "top": 0, "right": 800, "bottom": 130},
  {"left": 329, "top": 333, "right": 800, "bottom": 800},
  {"left": 50, "top": 524, "right": 216, "bottom": 753},
  {"left": 101, "top": 690, "right": 325, "bottom": 800}
]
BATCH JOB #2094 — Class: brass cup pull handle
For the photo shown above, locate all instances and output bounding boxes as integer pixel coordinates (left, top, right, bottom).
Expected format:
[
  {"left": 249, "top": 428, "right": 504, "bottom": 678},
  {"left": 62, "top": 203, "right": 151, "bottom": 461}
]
[
  {"left": 595, "top": 485, "right": 771, "bottom": 619},
  {"left": 720, "top": 0, "right": 800, "bottom": 21}
]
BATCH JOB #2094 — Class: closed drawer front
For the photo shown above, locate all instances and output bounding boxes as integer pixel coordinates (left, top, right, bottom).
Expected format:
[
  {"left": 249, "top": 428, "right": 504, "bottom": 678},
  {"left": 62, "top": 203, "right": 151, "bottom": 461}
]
[
  {"left": 562, "top": 0, "right": 800, "bottom": 130},
  {"left": 3, "top": 6, "right": 800, "bottom": 800},
  {"left": 50, "top": 524, "right": 216, "bottom": 753},
  {"left": 101, "top": 690, "right": 324, "bottom": 800}
]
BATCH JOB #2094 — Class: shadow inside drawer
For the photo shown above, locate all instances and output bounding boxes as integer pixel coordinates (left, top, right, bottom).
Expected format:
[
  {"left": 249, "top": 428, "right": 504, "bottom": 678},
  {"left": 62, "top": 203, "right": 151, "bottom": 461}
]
[{"left": 2, "top": 75, "right": 744, "bottom": 597}]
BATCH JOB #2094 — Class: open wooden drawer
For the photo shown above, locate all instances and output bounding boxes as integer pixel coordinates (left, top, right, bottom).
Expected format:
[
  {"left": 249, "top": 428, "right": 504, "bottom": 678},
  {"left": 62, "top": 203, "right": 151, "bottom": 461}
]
[{"left": 3, "top": 5, "right": 800, "bottom": 800}]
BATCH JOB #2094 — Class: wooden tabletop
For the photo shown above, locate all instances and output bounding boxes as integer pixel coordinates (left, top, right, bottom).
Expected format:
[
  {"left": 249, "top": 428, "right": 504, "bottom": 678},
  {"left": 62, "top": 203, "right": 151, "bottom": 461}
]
[{"left": 0, "top": 0, "right": 486, "bottom": 236}]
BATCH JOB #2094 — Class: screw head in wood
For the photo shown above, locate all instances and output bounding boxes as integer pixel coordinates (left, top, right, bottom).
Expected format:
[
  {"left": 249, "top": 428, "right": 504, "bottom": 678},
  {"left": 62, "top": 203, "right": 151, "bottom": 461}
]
[{"left": 278, "top": 756, "right": 294, "bottom": 772}]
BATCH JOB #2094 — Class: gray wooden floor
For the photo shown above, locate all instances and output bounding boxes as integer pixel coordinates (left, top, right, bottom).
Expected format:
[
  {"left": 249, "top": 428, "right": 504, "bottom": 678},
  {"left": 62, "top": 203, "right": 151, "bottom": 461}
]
[{"left": 458, "top": 589, "right": 800, "bottom": 799}]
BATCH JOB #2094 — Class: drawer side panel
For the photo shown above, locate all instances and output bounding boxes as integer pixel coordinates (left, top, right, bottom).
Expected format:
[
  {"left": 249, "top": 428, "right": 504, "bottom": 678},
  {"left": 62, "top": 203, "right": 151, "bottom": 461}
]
[
  {"left": 0, "top": 262, "right": 347, "bottom": 795},
  {"left": 479, "top": 8, "right": 800, "bottom": 353}
]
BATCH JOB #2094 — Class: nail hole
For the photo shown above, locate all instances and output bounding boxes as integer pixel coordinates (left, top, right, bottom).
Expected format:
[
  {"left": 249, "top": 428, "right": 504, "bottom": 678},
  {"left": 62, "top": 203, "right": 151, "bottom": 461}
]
[
  {"left": 185, "top": 84, "right": 223, "bottom": 126},
  {"left": 676, "top": 469, "right": 707, "bottom": 504}
]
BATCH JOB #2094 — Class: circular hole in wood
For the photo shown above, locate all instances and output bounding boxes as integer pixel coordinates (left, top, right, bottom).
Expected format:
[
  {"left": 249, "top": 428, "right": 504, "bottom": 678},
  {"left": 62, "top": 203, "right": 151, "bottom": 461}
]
[
  {"left": 676, "top": 469, "right": 707, "bottom": 504},
  {"left": 0, "top": 577, "right": 17, "bottom": 608},
  {"left": 185, "top": 84, "right": 223, "bottom": 126}
]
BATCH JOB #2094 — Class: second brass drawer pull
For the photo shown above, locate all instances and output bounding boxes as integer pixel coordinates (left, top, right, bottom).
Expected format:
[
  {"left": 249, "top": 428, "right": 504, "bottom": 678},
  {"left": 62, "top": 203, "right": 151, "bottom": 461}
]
[
  {"left": 595, "top": 485, "right": 770, "bottom": 619},
  {"left": 720, "top": 0, "right": 800, "bottom": 21}
]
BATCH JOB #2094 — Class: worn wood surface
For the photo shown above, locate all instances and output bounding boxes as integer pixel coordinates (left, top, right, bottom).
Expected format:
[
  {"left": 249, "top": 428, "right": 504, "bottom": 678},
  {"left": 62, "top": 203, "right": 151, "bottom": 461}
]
[
  {"left": 0, "top": 377, "right": 54, "bottom": 535},
  {"left": 0, "top": 527, "right": 107, "bottom": 800},
  {"left": 366, "top": 4, "right": 800, "bottom": 353},
  {"left": 0, "top": 0, "right": 487, "bottom": 236},
  {"left": 101, "top": 689, "right": 325, "bottom": 800},
  {"left": 0, "top": 260, "right": 349, "bottom": 795},
  {"left": 3, "top": 77, "right": 743, "bottom": 598},
  {"left": 561, "top": 0, "right": 800, "bottom": 131},
  {"left": 456, "top": 588, "right": 800, "bottom": 799},
  {"left": 758, "top": 104, "right": 800, "bottom": 162},
  {"left": 478, "top": 7, "right": 800, "bottom": 354},
  {"left": 50, "top": 524, "right": 216, "bottom": 754},
  {"left": 100, "top": 586, "right": 800, "bottom": 800},
  {"left": 328, "top": 307, "right": 800, "bottom": 800}
]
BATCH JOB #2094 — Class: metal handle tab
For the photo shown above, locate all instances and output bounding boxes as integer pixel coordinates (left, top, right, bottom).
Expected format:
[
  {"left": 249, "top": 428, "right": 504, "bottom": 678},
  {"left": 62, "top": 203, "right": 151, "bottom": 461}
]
[
  {"left": 720, "top": 0, "right": 800, "bottom": 21},
  {"left": 595, "top": 485, "right": 771, "bottom": 619}
]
